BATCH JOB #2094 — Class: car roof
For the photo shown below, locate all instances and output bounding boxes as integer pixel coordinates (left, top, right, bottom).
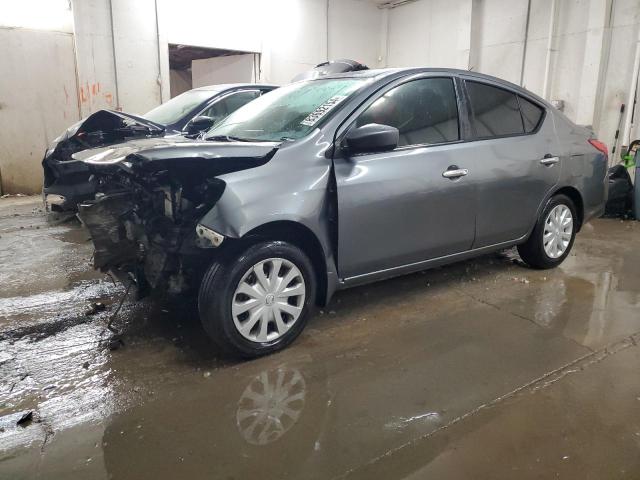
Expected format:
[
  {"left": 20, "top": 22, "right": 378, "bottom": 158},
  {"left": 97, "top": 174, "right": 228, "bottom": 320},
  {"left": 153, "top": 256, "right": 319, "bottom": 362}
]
[
  {"left": 313, "top": 67, "right": 547, "bottom": 105},
  {"left": 191, "top": 83, "right": 278, "bottom": 93}
]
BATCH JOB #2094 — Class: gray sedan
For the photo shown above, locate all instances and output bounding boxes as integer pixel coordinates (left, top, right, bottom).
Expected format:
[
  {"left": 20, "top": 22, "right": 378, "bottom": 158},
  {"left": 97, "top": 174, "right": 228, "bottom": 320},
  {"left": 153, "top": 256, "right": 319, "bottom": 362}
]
[{"left": 77, "top": 68, "right": 608, "bottom": 357}]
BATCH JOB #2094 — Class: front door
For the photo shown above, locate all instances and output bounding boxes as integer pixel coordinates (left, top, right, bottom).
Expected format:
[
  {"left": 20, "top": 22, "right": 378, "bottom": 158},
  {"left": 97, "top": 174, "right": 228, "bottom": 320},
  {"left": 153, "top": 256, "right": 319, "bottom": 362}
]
[{"left": 334, "top": 76, "right": 476, "bottom": 280}]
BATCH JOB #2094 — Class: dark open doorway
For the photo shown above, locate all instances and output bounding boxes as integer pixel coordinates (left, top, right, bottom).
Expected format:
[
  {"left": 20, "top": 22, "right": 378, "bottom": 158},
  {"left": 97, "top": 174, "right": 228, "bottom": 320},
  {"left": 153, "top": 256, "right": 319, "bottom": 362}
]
[{"left": 168, "top": 44, "right": 260, "bottom": 97}]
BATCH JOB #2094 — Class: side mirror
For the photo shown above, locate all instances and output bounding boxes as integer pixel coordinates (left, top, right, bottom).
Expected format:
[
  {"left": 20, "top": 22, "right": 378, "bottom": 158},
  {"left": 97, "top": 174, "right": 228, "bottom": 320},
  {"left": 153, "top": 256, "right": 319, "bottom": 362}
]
[
  {"left": 343, "top": 123, "right": 399, "bottom": 154},
  {"left": 186, "top": 116, "right": 215, "bottom": 136}
]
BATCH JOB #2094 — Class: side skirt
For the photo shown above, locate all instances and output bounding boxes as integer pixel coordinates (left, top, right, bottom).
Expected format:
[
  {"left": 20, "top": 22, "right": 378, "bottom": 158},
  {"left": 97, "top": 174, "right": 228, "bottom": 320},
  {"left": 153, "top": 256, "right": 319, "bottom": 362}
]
[{"left": 338, "top": 235, "right": 527, "bottom": 289}]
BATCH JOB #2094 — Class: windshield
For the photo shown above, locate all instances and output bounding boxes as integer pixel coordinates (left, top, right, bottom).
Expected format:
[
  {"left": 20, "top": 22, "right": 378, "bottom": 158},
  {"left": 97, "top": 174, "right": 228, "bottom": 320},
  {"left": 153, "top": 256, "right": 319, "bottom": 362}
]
[
  {"left": 205, "top": 79, "right": 365, "bottom": 142},
  {"left": 144, "top": 89, "right": 215, "bottom": 126}
]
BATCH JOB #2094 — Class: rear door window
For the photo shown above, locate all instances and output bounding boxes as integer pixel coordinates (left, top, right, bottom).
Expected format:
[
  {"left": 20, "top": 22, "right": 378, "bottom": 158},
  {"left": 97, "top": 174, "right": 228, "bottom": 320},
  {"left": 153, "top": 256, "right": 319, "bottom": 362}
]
[
  {"left": 467, "top": 81, "right": 524, "bottom": 138},
  {"left": 356, "top": 77, "right": 459, "bottom": 147},
  {"left": 518, "top": 96, "right": 544, "bottom": 132}
]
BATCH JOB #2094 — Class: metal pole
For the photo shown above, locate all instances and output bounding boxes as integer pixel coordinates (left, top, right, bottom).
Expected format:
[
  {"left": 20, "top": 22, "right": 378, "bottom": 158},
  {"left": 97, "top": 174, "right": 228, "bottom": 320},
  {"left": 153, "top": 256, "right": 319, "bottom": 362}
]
[
  {"left": 542, "top": 0, "right": 558, "bottom": 99},
  {"left": 519, "top": 0, "right": 532, "bottom": 86},
  {"left": 108, "top": 0, "right": 120, "bottom": 110},
  {"left": 622, "top": 25, "right": 640, "bottom": 148}
]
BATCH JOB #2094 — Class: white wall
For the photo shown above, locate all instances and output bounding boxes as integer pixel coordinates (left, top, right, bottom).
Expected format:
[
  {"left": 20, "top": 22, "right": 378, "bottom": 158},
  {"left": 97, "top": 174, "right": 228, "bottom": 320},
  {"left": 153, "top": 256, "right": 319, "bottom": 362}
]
[
  {"left": 161, "top": 0, "right": 263, "bottom": 53},
  {"left": 388, "top": 0, "right": 472, "bottom": 69},
  {"left": 0, "top": 0, "right": 383, "bottom": 193},
  {"left": 328, "top": 0, "right": 384, "bottom": 68},
  {"left": 599, "top": 0, "right": 640, "bottom": 149},
  {"left": 16, "top": 0, "right": 640, "bottom": 191},
  {"left": 385, "top": 0, "right": 640, "bottom": 154},
  {"left": 470, "top": 0, "right": 529, "bottom": 83},
  {"left": 72, "top": 0, "right": 163, "bottom": 116},
  {"left": 0, "top": 0, "right": 73, "bottom": 32},
  {"left": 72, "top": 0, "right": 119, "bottom": 116},
  {"left": 110, "top": 0, "right": 162, "bottom": 114},
  {"left": 162, "top": 0, "right": 383, "bottom": 84},
  {"left": 192, "top": 54, "right": 256, "bottom": 87},
  {"left": 0, "top": 28, "right": 80, "bottom": 193}
]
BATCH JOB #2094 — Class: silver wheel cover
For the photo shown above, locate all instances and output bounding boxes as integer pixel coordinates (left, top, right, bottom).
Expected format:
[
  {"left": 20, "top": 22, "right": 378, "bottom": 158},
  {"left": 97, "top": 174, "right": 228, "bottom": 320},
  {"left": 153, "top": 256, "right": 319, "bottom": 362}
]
[
  {"left": 232, "top": 257, "right": 306, "bottom": 342},
  {"left": 543, "top": 204, "right": 573, "bottom": 259}
]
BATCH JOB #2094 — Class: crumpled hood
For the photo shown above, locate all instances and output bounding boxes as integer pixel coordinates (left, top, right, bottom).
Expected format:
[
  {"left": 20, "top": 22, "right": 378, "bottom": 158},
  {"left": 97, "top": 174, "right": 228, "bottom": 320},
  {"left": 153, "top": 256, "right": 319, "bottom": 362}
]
[
  {"left": 54, "top": 110, "right": 165, "bottom": 153},
  {"left": 45, "top": 110, "right": 166, "bottom": 163},
  {"left": 76, "top": 136, "right": 281, "bottom": 175},
  {"left": 43, "top": 110, "right": 168, "bottom": 190}
]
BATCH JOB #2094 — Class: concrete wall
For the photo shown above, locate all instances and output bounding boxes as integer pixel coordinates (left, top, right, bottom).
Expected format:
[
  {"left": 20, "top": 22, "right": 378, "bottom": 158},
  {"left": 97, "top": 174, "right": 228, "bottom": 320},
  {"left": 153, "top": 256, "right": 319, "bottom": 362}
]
[
  {"left": 169, "top": 69, "right": 192, "bottom": 98},
  {"left": 72, "top": 0, "right": 163, "bottom": 116},
  {"left": 161, "top": 0, "right": 383, "bottom": 85},
  {"left": 71, "top": 0, "right": 119, "bottom": 116},
  {"left": 110, "top": 0, "right": 163, "bottom": 114},
  {"left": 384, "top": 0, "right": 640, "bottom": 155},
  {"left": 0, "top": 28, "right": 80, "bottom": 194},
  {"left": 6, "top": 0, "right": 639, "bottom": 194},
  {"left": 192, "top": 54, "right": 256, "bottom": 87},
  {"left": 388, "top": 0, "right": 472, "bottom": 68}
]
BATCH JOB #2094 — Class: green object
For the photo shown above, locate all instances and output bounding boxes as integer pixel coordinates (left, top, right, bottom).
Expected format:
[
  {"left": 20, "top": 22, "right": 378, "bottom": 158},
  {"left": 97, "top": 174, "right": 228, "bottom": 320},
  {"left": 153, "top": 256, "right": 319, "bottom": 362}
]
[
  {"left": 622, "top": 154, "right": 636, "bottom": 168},
  {"left": 621, "top": 139, "right": 639, "bottom": 168}
]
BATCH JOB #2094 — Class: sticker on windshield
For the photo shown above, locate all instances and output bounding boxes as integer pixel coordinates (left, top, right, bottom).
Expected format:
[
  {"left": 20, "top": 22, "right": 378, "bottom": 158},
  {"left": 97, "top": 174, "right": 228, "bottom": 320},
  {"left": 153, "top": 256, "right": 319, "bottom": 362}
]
[{"left": 300, "top": 95, "right": 348, "bottom": 127}]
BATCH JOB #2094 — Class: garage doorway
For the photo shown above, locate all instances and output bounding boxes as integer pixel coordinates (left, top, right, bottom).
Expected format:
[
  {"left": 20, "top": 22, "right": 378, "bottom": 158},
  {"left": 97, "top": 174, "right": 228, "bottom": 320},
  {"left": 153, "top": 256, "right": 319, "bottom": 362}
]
[{"left": 168, "top": 44, "right": 260, "bottom": 98}]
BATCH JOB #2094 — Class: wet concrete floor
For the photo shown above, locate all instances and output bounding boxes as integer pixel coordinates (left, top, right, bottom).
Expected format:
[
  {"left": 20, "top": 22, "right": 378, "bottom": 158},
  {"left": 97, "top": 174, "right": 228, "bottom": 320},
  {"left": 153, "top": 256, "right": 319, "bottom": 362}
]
[{"left": 0, "top": 196, "right": 639, "bottom": 479}]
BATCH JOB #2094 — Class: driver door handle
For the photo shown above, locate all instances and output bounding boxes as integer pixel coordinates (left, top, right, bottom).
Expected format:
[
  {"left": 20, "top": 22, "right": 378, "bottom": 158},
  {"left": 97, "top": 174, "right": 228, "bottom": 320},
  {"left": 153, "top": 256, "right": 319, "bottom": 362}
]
[{"left": 442, "top": 168, "right": 469, "bottom": 179}]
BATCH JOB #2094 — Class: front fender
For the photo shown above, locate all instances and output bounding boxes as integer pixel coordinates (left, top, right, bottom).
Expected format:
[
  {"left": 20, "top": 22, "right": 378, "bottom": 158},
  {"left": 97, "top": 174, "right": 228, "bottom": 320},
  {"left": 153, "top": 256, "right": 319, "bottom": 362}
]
[{"left": 197, "top": 158, "right": 339, "bottom": 305}]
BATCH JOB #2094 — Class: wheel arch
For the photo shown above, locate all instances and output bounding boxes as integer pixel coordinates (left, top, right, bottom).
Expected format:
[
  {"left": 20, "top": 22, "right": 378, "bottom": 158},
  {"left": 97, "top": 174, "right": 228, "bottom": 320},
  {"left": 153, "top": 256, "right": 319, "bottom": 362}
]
[
  {"left": 530, "top": 185, "right": 584, "bottom": 237},
  {"left": 551, "top": 185, "right": 584, "bottom": 231},
  {"left": 240, "top": 220, "right": 331, "bottom": 307}
]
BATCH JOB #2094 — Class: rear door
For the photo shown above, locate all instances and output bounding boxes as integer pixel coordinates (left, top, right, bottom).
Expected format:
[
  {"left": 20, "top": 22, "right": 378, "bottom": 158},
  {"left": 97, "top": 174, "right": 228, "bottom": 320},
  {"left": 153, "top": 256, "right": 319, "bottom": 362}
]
[
  {"left": 334, "top": 75, "right": 476, "bottom": 279},
  {"left": 461, "top": 78, "right": 560, "bottom": 247}
]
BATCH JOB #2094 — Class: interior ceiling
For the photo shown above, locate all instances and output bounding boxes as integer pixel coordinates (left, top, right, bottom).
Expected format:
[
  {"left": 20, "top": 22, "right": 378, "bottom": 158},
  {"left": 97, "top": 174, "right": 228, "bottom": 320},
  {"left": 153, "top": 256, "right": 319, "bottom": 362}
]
[{"left": 168, "top": 44, "right": 254, "bottom": 70}]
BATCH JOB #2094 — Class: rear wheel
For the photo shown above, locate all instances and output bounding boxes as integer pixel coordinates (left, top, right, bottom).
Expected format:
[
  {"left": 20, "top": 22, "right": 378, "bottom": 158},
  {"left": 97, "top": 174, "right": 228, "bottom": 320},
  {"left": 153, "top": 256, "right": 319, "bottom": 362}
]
[
  {"left": 198, "top": 240, "right": 316, "bottom": 358},
  {"left": 517, "top": 194, "right": 577, "bottom": 269}
]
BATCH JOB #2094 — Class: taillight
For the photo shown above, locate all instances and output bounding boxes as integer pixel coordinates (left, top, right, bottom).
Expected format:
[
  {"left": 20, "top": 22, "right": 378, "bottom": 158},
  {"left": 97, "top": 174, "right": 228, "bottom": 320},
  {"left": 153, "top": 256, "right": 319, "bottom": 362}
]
[{"left": 588, "top": 139, "right": 608, "bottom": 161}]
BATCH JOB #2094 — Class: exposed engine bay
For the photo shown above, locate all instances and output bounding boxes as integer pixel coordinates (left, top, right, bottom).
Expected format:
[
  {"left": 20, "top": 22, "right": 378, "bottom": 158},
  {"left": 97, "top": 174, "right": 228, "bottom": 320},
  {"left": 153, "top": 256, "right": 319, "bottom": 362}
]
[{"left": 77, "top": 142, "right": 278, "bottom": 297}]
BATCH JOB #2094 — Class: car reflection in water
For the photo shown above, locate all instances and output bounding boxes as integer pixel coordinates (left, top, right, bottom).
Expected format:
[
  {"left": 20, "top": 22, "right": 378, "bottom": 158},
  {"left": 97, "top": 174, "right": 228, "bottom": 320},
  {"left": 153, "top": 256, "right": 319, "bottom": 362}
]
[
  {"left": 236, "top": 366, "right": 307, "bottom": 446},
  {"left": 101, "top": 356, "right": 327, "bottom": 480}
]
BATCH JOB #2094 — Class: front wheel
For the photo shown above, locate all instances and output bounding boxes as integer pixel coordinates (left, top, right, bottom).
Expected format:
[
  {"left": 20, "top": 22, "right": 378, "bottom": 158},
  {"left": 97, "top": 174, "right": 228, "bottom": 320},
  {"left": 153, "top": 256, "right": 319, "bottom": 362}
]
[
  {"left": 198, "top": 240, "right": 316, "bottom": 358},
  {"left": 517, "top": 194, "right": 577, "bottom": 269}
]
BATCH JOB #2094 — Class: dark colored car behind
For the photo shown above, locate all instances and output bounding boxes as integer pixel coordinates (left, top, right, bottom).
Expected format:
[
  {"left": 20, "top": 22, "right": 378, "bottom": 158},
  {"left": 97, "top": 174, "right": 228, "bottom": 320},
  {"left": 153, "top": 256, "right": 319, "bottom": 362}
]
[{"left": 42, "top": 83, "right": 276, "bottom": 211}]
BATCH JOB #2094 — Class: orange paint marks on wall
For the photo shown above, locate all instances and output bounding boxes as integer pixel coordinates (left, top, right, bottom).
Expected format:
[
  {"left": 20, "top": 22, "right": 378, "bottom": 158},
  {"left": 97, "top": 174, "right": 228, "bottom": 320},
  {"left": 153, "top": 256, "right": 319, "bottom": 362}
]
[
  {"left": 79, "top": 82, "right": 104, "bottom": 104},
  {"left": 104, "top": 92, "right": 113, "bottom": 105},
  {"left": 80, "top": 84, "right": 88, "bottom": 103}
]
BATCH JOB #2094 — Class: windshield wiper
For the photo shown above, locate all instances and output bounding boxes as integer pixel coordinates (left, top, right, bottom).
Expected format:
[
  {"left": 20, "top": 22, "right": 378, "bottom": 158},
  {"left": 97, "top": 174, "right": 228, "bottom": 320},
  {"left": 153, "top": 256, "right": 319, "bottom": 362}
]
[{"left": 206, "top": 135, "right": 252, "bottom": 142}]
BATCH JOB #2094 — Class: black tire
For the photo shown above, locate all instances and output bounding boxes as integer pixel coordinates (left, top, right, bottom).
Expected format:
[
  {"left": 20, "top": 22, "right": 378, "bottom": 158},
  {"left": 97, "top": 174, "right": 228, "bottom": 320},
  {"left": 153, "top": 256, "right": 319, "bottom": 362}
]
[
  {"left": 517, "top": 194, "right": 577, "bottom": 269},
  {"left": 198, "top": 240, "right": 316, "bottom": 358}
]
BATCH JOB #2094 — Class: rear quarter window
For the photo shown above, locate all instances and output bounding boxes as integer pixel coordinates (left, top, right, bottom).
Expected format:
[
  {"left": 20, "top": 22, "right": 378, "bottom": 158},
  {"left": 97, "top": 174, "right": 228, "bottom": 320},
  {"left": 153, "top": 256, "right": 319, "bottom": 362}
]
[{"left": 518, "top": 96, "right": 545, "bottom": 133}]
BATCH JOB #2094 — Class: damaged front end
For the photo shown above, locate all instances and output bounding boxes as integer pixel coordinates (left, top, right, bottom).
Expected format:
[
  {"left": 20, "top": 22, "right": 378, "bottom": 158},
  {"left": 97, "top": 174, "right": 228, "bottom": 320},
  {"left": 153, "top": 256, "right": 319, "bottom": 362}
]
[
  {"left": 77, "top": 141, "right": 278, "bottom": 297},
  {"left": 43, "top": 110, "right": 166, "bottom": 211}
]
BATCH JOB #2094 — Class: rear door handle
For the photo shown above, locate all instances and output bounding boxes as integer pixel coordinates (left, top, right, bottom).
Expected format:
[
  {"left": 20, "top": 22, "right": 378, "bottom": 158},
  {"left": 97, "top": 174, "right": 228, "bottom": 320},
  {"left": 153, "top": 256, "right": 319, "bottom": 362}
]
[
  {"left": 540, "top": 156, "right": 559, "bottom": 166},
  {"left": 442, "top": 168, "right": 469, "bottom": 179}
]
